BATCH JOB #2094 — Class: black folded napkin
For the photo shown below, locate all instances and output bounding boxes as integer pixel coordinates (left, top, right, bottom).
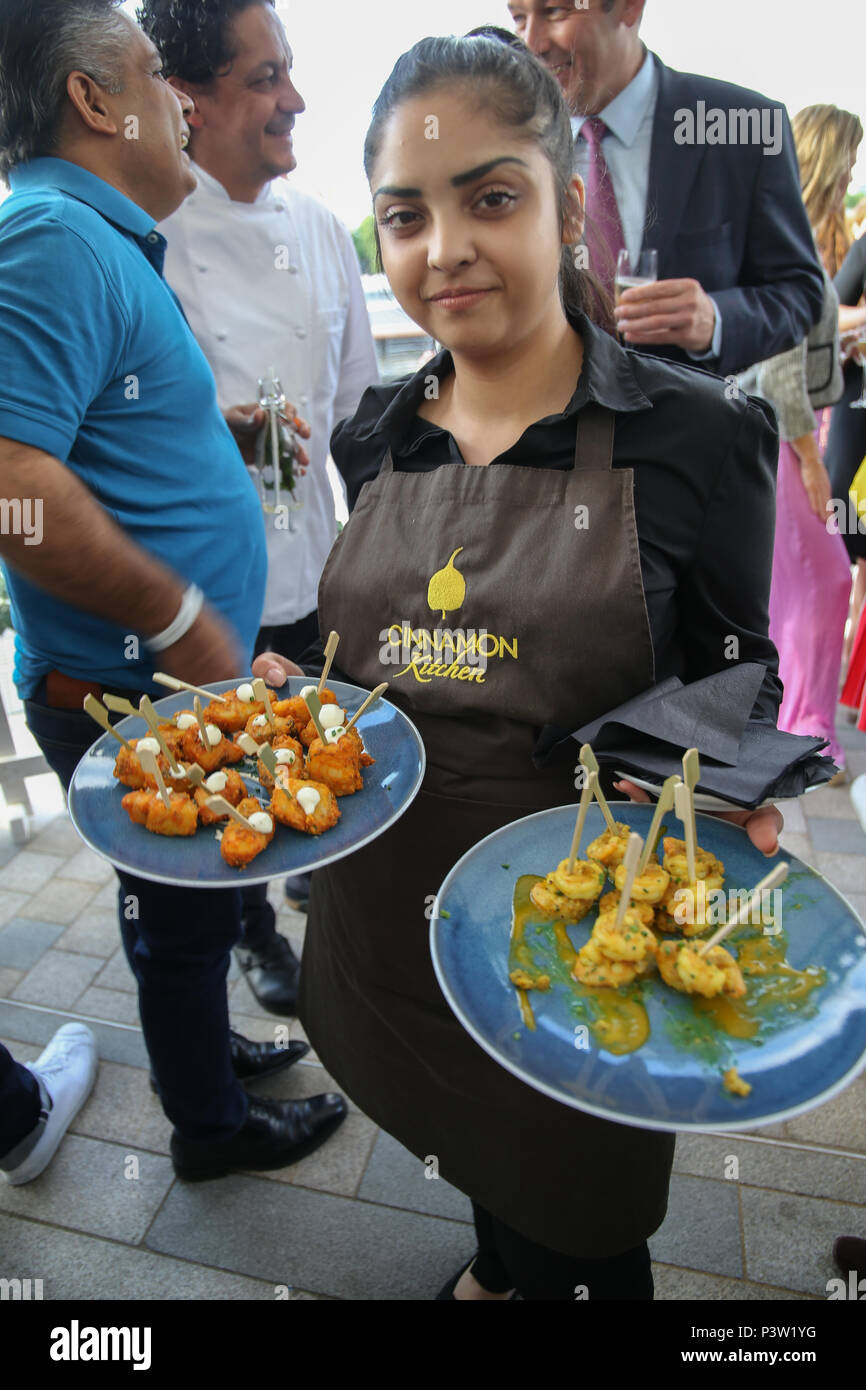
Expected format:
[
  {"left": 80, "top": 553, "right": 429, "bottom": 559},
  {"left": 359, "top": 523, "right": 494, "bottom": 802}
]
[{"left": 544, "top": 665, "right": 836, "bottom": 808}]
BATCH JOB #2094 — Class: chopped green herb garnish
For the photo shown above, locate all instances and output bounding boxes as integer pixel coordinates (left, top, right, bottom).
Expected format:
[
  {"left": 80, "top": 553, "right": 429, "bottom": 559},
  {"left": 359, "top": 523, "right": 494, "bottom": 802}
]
[{"left": 439, "top": 909, "right": 451, "bottom": 919}]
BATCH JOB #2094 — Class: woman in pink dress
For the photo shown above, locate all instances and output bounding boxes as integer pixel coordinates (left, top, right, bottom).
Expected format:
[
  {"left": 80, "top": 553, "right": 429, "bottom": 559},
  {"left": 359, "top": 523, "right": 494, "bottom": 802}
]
[{"left": 740, "top": 106, "right": 862, "bottom": 777}]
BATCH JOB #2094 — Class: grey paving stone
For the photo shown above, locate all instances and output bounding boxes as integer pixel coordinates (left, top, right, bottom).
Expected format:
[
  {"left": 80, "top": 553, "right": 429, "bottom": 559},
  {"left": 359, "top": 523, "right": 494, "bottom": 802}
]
[
  {"left": 0, "top": 850, "right": 67, "bottom": 894},
  {"left": 0, "top": 892, "right": 30, "bottom": 929},
  {"left": 741, "top": 1187, "right": 865, "bottom": 1296},
  {"left": 93, "top": 947, "right": 136, "bottom": 993},
  {"left": 0, "top": 967, "right": 23, "bottom": 997},
  {"left": 648, "top": 1173, "right": 742, "bottom": 1278},
  {"left": 846, "top": 752, "right": 866, "bottom": 777},
  {"left": 58, "top": 847, "right": 116, "bottom": 884},
  {"left": 0, "top": 1034, "right": 40, "bottom": 1063},
  {"left": 18, "top": 878, "right": 99, "bottom": 926},
  {"left": 813, "top": 852, "right": 866, "bottom": 893},
  {"left": 836, "top": 720, "right": 866, "bottom": 752},
  {"left": 358, "top": 1130, "right": 474, "bottom": 1223},
  {"left": 779, "top": 1075, "right": 866, "bottom": 1153},
  {"left": 11, "top": 949, "right": 102, "bottom": 1008},
  {"left": 0, "top": 1213, "right": 282, "bottom": 1300},
  {"left": 0, "top": 917, "right": 64, "bottom": 970},
  {"left": 674, "top": 1132, "right": 866, "bottom": 1204},
  {"left": 228, "top": 972, "right": 272, "bottom": 1017},
  {"left": 27, "top": 815, "right": 85, "bottom": 857},
  {"left": 91, "top": 879, "right": 120, "bottom": 911},
  {"left": 0, "top": 1133, "right": 175, "bottom": 1244},
  {"left": 0, "top": 1002, "right": 148, "bottom": 1068},
  {"left": 807, "top": 817, "right": 866, "bottom": 854},
  {"left": 0, "top": 843, "right": 18, "bottom": 870},
  {"left": 55, "top": 909, "right": 120, "bottom": 959},
  {"left": 246, "top": 1058, "right": 362, "bottom": 1113},
  {"left": 71, "top": 1059, "right": 171, "bottom": 1155},
  {"left": 76, "top": 986, "right": 141, "bottom": 1026},
  {"left": 651, "top": 1262, "right": 818, "bottom": 1300},
  {"left": 776, "top": 832, "right": 813, "bottom": 864},
  {"left": 775, "top": 799, "right": 807, "bottom": 836},
  {"left": 801, "top": 787, "right": 858, "bottom": 820},
  {"left": 145, "top": 1175, "right": 473, "bottom": 1300},
  {"left": 260, "top": 1111, "right": 378, "bottom": 1197},
  {"left": 841, "top": 892, "right": 866, "bottom": 923}
]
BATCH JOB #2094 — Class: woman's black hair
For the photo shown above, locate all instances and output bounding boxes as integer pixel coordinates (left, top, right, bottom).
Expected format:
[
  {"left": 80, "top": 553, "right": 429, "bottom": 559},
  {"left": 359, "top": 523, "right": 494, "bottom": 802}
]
[{"left": 363, "top": 33, "right": 614, "bottom": 332}]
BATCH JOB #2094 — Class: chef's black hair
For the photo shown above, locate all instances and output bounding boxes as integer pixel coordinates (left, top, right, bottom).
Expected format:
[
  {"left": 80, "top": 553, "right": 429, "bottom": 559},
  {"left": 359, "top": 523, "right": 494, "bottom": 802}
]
[
  {"left": 364, "top": 33, "right": 614, "bottom": 332},
  {"left": 137, "top": 0, "right": 273, "bottom": 84}
]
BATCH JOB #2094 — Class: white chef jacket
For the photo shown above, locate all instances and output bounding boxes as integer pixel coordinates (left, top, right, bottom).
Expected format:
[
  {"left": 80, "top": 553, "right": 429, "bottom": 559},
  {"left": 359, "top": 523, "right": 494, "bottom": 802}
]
[{"left": 160, "top": 163, "right": 378, "bottom": 627}]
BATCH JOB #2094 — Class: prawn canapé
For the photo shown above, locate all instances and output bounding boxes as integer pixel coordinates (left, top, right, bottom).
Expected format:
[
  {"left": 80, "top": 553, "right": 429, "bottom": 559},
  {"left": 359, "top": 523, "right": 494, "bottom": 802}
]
[
  {"left": 573, "top": 907, "right": 658, "bottom": 988},
  {"left": 586, "top": 822, "right": 631, "bottom": 871},
  {"left": 529, "top": 857, "right": 605, "bottom": 923},
  {"left": 655, "top": 940, "right": 746, "bottom": 999}
]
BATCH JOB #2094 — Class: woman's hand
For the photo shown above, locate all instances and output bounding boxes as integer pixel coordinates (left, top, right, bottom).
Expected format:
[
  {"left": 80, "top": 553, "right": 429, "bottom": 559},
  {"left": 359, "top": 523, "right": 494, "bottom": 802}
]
[
  {"left": 798, "top": 456, "right": 833, "bottom": 522},
  {"left": 614, "top": 779, "right": 783, "bottom": 857},
  {"left": 251, "top": 650, "right": 305, "bottom": 687}
]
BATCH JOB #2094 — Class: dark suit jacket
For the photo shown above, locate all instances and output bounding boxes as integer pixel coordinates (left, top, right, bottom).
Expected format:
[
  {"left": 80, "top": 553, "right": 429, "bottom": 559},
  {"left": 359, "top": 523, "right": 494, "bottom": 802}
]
[{"left": 639, "top": 55, "right": 824, "bottom": 377}]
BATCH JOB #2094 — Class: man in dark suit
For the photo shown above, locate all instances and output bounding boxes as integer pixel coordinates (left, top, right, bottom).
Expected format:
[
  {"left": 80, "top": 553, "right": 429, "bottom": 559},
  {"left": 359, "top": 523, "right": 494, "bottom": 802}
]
[{"left": 507, "top": 0, "right": 824, "bottom": 377}]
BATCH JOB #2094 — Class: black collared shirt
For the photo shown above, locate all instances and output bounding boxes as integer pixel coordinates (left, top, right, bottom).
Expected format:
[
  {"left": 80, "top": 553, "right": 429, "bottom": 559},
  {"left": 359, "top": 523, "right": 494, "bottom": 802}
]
[{"left": 331, "top": 313, "right": 782, "bottom": 724}]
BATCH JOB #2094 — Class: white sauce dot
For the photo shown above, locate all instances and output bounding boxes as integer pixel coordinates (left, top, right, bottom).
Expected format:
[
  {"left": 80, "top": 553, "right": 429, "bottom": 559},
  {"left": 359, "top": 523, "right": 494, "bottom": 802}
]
[
  {"left": 324, "top": 727, "right": 345, "bottom": 745},
  {"left": 275, "top": 748, "right": 296, "bottom": 764},
  {"left": 176, "top": 713, "right": 198, "bottom": 729},
  {"left": 320, "top": 705, "right": 345, "bottom": 730},
  {"left": 252, "top": 714, "right": 269, "bottom": 729},
  {"left": 137, "top": 738, "right": 160, "bottom": 755},
  {"left": 169, "top": 766, "right": 187, "bottom": 780},
  {"left": 297, "top": 787, "right": 321, "bottom": 816},
  {"left": 237, "top": 683, "right": 255, "bottom": 702},
  {"left": 204, "top": 771, "right": 228, "bottom": 792},
  {"left": 300, "top": 685, "right": 317, "bottom": 699},
  {"left": 201, "top": 724, "right": 221, "bottom": 747},
  {"left": 248, "top": 812, "right": 273, "bottom": 834}
]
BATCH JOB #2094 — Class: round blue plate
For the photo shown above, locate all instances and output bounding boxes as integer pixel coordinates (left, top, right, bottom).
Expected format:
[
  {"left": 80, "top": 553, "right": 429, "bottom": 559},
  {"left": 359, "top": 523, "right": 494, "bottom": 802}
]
[
  {"left": 430, "top": 802, "right": 866, "bottom": 1131},
  {"left": 69, "top": 678, "right": 425, "bottom": 887}
]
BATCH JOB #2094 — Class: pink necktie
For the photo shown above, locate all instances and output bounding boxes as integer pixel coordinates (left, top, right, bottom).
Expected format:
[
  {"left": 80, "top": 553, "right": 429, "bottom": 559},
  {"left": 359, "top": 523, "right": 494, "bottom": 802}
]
[{"left": 579, "top": 117, "right": 625, "bottom": 299}]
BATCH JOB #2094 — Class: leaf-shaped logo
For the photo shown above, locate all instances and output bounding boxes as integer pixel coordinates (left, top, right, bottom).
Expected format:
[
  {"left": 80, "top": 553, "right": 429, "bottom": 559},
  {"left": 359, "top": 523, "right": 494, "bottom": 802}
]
[{"left": 427, "top": 547, "right": 465, "bottom": 620}]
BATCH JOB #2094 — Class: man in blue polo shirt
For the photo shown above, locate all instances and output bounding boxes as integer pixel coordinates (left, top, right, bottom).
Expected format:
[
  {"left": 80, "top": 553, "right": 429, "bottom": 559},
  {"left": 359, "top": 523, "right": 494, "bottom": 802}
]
[{"left": 0, "top": 0, "right": 344, "bottom": 1183}]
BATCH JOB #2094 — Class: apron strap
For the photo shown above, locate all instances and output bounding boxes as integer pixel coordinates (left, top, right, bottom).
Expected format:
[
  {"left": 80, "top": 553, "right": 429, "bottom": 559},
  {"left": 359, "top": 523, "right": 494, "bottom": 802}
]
[
  {"left": 379, "top": 447, "right": 396, "bottom": 475},
  {"left": 573, "top": 402, "right": 615, "bottom": 472}
]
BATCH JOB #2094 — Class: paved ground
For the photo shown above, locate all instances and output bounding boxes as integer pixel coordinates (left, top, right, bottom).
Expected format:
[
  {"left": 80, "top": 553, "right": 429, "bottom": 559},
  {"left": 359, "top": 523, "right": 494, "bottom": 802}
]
[{"left": 0, "top": 715, "right": 864, "bottom": 1301}]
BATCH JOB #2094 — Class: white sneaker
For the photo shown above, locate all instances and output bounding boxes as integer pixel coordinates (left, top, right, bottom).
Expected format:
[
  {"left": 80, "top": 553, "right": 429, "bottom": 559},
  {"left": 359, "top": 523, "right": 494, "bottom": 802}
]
[{"left": 0, "top": 1023, "right": 98, "bottom": 1185}]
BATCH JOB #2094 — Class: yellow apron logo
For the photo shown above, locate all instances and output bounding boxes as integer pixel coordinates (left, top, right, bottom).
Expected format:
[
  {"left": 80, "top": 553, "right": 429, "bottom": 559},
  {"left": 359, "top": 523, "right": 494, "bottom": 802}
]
[
  {"left": 378, "top": 547, "right": 518, "bottom": 685},
  {"left": 427, "top": 548, "right": 465, "bottom": 620}
]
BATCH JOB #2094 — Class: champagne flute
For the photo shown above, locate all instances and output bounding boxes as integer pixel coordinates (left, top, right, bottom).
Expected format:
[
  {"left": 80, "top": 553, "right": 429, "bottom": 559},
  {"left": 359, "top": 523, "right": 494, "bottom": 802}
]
[{"left": 615, "top": 248, "right": 658, "bottom": 310}]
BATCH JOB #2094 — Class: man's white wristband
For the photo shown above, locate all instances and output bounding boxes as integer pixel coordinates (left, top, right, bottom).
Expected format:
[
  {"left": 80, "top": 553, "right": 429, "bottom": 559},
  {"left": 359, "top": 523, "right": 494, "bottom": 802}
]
[{"left": 146, "top": 584, "right": 205, "bottom": 652}]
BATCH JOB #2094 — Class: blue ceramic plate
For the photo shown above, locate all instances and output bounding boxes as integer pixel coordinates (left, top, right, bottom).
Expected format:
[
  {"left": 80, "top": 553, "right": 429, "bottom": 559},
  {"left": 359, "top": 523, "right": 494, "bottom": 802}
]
[
  {"left": 430, "top": 803, "right": 866, "bottom": 1131},
  {"left": 69, "top": 678, "right": 425, "bottom": 887}
]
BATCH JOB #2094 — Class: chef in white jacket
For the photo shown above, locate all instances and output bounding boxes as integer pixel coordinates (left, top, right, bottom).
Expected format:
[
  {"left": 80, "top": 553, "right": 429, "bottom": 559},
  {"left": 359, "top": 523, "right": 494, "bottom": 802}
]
[{"left": 142, "top": 0, "right": 378, "bottom": 1011}]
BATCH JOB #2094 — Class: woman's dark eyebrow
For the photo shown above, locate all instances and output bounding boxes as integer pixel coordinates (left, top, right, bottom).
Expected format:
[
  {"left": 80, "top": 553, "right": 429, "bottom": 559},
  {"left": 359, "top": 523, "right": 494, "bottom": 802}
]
[{"left": 374, "top": 156, "right": 529, "bottom": 201}]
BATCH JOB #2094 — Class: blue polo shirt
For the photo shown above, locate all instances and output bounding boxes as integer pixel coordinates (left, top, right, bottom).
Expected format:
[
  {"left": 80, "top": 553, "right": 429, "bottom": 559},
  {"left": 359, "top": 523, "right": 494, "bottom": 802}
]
[{"left": 0, "top": 158, "right": 267, "bottom": 697}]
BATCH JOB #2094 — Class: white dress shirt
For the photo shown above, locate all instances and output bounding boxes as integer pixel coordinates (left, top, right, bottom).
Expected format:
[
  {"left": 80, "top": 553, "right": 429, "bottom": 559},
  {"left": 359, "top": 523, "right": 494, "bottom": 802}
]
[
  {"left": 160, "top": 164, "right": 378, "bottom": 627},
  {"left": 572, "top": 51, "right": 722, "bottom": 360}
]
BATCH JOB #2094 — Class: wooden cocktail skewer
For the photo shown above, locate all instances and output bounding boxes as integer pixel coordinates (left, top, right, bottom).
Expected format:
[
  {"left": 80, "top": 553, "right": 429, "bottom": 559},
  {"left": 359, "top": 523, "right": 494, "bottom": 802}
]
[
  {"left": 82, "top": 694, "right": 133, "bottom": 750},
  {"left": 676, "top": 748, "right": 701, "bottom": 884},
  {"left": 566, "top": 775, "right": 594, "bottom": 874},
  {"left": 317, "top": 631, "right": 339, "bottom": 696},
  {"left": 304, "top": 689, "right": 330, "bottom": 744},
  {"left": 204, "top": 796, "right": 258, "bottom": 829},
  {"left": 345, "top": 683, "right": 388, "bottom": 734},
  {"left": 258, "top": 743, "right": 279, "bottom": 779},
  {"left": 152, "top": 672, "right": 229, "bottom": 702},
  {"left": 252, "top": 677, "right": 277, "bottom": 732},
  {"left": 193, "top": 696, "right": 215, "bottom": 750},
  {"left": 138, "top": 695, "right": 183, "bottom": 774},
  {"left": 637, "top": 775, "right": 679, "bottom": 875},
  {"left": 698, "top": 863, "right": 788, "bottom": 956},
  {"left": 102, "top": 693, "right": 138, "bottom": 718},
  {"left": 613, "top": 832, "right": 644, "bottom": 931},
  {"left": 236, "top": 732, "right": 260, "bottom": 757},
  {"left": 579, "top": 745, "right": 616, "bottom": 833},
  {"left": 137, "top": 746, "right": 171, "bottom": 809}
]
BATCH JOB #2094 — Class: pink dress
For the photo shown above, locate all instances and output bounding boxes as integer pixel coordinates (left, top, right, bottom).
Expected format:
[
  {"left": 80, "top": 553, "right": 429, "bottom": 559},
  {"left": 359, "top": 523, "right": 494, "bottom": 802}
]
[{"left": 769, "top": 409, "right": 851, "bottom": 768}]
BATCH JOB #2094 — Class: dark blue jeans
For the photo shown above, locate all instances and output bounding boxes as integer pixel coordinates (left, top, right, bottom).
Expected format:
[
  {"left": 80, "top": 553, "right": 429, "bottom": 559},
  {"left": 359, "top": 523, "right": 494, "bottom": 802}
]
[{"left": 20, "top": 691, "right": 250, "bottom": 1143}]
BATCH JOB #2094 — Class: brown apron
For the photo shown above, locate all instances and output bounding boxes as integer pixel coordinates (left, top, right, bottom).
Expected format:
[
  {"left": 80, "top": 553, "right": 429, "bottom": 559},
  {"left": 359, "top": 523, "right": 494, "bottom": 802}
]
[{"left": 303, "top": 403, "right": 674, "bottom": 1257}]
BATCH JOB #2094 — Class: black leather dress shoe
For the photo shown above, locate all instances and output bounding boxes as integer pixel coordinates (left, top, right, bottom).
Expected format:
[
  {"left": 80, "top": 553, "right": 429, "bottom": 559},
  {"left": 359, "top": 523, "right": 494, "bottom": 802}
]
[
  {"left": 234, "top": 934, "right": 301, "bottom": 1016},
  {"left": 171, "top": 1093, "right": 347, "bottom": 1181},
  {"left": 149, "top": 1029, "right": 308, "bottom": 1094}
]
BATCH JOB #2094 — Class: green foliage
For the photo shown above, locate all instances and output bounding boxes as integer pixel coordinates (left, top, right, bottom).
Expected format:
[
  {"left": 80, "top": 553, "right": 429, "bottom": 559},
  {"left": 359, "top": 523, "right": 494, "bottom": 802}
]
[{"left": 352, "top": 215, "right": 379, "bottom": 275}]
